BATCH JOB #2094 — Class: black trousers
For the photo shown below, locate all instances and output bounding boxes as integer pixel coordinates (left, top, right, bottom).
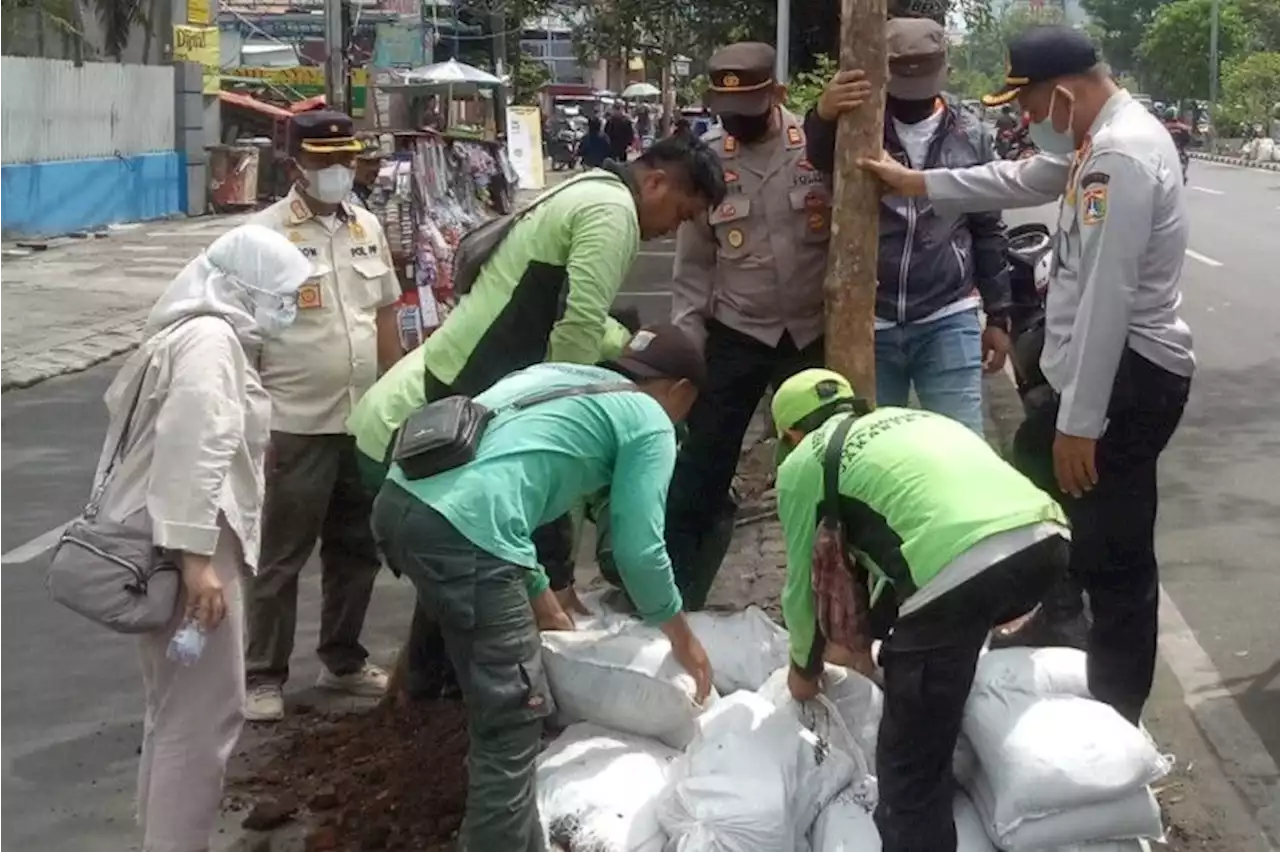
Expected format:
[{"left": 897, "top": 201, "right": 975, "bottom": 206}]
[
  {"left": 665, "top": 321, "right": 824, "bottom": 610},
  {"left": 875, "top": 535, "right": 1069, "bottom": 852},
  {"left": 1012, "top": 349, "right": 1189, "bottom": 723}
]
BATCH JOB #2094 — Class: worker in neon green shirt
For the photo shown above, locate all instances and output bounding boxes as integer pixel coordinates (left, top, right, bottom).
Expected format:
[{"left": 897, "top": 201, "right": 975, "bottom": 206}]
[
  {"left": 371, "top": 326, "right": 713, "bottom": 852},
  {"left": 772, "top": 368, "right": 1069, "bottom": 852}
]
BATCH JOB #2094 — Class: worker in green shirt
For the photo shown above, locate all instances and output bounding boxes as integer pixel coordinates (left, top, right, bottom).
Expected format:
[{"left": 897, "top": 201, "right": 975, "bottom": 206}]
[
  {"left": 347, "top": 133, "right": 726, "bottom": 478},
  {"left": 773, "top": 368, "right": 1069, "bottom": 852},
  {"left": 371, "top": 325, "right": 713, "bottom": 852}
]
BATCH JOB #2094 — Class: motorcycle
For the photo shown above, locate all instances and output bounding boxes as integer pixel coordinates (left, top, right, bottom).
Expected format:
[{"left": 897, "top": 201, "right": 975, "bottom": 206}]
[
  {"left": 549, "top": 127, "right": 584, "bottom": 171},
  {"left": 1003, "top": 128, "right": 1038, "bottom": 160},
  {"left": 1004, "top": 222, "right": 1054, "bottom": 403},
  {"left": 1178, "top": 148, "right": 1190, "bottom": 184}
]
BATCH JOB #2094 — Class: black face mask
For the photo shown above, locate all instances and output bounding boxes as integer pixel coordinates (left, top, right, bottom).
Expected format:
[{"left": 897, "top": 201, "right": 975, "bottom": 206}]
[
  {"left": 886, "top": 94, "right": 939, "bottom": 125},
  {"left": 720, "top": 111, "right": 773, "bottom": 143}
]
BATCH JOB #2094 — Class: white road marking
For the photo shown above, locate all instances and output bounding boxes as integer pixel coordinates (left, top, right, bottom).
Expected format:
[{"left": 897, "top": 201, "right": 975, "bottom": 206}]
[
  {"left": 1191, "top": 186, "right": 1225, "bottom": 195},
  {"left": 1186, "top": 249, "right": 1224, "bottom": 267},
  {"left": 1158, "top": 587, "right": 1280, "bottom": 846},
  {"left": 617, "top": 290, "right": 673, "bottom": 297},
  {"left": 1, "top": 522, "right": 69, "bottom": 565},
  {"left": 638, "top": 250, "right": 676, "bottom": 258}
]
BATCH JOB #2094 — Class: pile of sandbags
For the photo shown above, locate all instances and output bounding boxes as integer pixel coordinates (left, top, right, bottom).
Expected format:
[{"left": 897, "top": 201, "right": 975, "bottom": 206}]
[
  {"left": 962, "top": 648, "right": 1171, "bottom": 850},
  {"left": 536, "top": 600, "right": 1170, "bottom": 852}
]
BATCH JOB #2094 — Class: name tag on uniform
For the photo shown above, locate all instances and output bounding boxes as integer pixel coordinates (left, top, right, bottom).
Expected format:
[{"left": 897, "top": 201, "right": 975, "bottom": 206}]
[
  {"left": 298, "top": 245, "right": 320, "bottom": 260},
  {"left": 350, "top": 243, "right": 378, "bottom": 258},
  {"left": 297, "top": 281, "right": 324, "bottom": 310}
]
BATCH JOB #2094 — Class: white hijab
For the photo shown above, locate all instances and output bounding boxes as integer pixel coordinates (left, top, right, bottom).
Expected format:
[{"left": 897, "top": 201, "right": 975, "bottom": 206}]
[{"left": 143, "top": 223, "right": 312, "bottom": 347}]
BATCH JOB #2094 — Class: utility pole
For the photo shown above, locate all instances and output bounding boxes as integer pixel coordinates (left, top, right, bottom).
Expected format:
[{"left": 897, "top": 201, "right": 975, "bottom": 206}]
[
  {"left": 324, "top": 0, "right": 348, "bottom": 113},
  {"left": 823, "top": 0, "right": 886, "bottom": 401},
  {"left": 775, "top": 0, "right": 790, "bottom": 83},
  {"left": 1208, "top": 0, "right": 1220, "bottom": 148}
]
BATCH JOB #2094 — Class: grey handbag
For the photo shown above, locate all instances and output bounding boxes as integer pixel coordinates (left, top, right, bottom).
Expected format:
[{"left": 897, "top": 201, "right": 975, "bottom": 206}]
[{"left": 46, "top": 351, "right": 180, "bottom": 633}]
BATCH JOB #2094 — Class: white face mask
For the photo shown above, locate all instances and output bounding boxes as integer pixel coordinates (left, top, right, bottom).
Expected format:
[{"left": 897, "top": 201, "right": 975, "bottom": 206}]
[
  {"left": 303, "top": 165, "right": 355, "bottom": 204},
  {"left": 236, "top": 278, "right": 299, "bottom": 335},
  {"left": 1028, "top": 87, "right": 1078, "bottom": 156}
]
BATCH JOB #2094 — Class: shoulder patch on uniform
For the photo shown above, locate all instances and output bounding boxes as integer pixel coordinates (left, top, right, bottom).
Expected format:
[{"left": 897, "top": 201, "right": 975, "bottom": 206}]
[
  {"left": 1080, "top": 171, "right": 1110, "bottom": 188},
  {"left": 1082, "top": 185, "right": 1108, "bottom": 225}
]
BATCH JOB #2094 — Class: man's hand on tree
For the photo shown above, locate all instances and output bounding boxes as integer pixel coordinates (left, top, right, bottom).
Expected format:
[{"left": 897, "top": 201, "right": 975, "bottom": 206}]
[{"left": 817, "top": 70, "right": 874, "bottom": 121}]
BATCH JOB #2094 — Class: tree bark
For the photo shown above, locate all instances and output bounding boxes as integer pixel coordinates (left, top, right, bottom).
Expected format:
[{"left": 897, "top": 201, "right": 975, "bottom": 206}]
[{"left": 823, "top": 0, "right": 887, "bottom": 403}]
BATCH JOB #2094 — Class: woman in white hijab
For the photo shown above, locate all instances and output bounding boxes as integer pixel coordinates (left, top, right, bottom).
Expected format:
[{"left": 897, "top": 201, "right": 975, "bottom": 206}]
[{"left": 93, "top": 223, "right": 312, "bottom": 852}]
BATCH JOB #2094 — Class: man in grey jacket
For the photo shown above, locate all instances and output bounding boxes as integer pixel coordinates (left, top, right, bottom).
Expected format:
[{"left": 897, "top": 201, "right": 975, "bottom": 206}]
[
  {"left": 860, "top": 25, "right": 1194, "bottom": 726},
  {"left": 804, "top": 17, "right": 1013, "bottom": 435}
]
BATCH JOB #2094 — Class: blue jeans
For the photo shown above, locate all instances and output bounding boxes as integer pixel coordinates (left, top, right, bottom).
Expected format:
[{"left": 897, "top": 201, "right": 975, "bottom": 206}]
[{"left": 875, "top": 310, "right": 984, "bottom": 435}]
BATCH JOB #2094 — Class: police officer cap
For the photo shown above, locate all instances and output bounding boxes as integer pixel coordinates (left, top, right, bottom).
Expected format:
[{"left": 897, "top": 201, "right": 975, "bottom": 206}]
[
  {"left": 289, "top": 110, "right": 364, "bottom": 156},
  {"left": 705, "top": 43, "right": 777, "bottom": 117},
  {"left": 982, "top": 25, "right": 1099, "bottom": 107}
]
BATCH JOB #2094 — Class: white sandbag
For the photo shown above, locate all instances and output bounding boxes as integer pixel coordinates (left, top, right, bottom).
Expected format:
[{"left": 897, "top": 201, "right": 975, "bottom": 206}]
[
  {"left": 687, "top": 607, "right": 790, "bottom": 694},
  {"left": 952, "top": 734, "right": 979, "bottom": 787},
  {"left": 657, "top": 691, "right": 855, "bottom": 852},
  {"left": 541, "top": 626, "right": 715, "bottom": 748},
  {"left": 537, "top": 723, "right": 677, "bottom": 852},
  {"left": 759, "top": 663, "right": 884, "bottom": 771},
  {"left": 967, "top": 768, "right": 1164, "bottom": 850},
  {"left": 809, "top": 790, "right": 996, "bottom": 852},
  {"left": 572, "top": 588, "right": 642, "bottom": 633},
  {"left": 971, "top": 647, "right": 1091, "bottom": 698},
  {"left": 962, "top": 690, "right": 1171, "bottom": 832}
]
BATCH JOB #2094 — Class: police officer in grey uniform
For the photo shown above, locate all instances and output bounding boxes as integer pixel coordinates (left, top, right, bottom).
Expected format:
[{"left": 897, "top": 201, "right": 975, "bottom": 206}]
[
  {"left": 862, "top": 26, "right": 1194, "bottom": 726},
  {"left": 668, "top": 42, "right": 830, "bottom": 610}
]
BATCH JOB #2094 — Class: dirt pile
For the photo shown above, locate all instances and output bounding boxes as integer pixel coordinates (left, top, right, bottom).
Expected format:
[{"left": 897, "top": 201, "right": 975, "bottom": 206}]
[{"left": 231, "top": 700, "right": 469, "bottom": 851}]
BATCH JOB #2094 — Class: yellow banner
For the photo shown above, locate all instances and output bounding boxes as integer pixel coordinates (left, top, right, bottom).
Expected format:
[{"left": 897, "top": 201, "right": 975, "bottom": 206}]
[
  {"left": 173, "top": 25, "right": 220, "bottom": 94},
  {"left": 187, "top": 0, "right": 213, "bottom": 25},
  {"left": 226, "top": 66, "right": 369, "bottom": 88}
]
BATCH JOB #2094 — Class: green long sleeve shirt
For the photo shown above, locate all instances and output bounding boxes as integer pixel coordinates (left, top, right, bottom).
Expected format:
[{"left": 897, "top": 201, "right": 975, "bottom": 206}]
[
  {"left": 778, "top": 408, "right": 1067, "bottom": 671},
  {"left": 348, "top": 169, "right": 641, "bottom": 463}
]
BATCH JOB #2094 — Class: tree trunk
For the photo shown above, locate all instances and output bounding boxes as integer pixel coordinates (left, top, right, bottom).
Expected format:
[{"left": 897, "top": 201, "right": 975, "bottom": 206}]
[{"left": 823, "top": 0, "right": 887, "bottom": 402}]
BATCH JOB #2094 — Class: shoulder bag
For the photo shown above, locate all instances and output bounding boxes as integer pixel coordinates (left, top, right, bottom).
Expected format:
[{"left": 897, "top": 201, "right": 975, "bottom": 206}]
[
  {"left": 393, "top": 380, "right": 635, "bottom": 481},
  {"left": 46, "top": 341, "right": 187, "bottom": 633}
]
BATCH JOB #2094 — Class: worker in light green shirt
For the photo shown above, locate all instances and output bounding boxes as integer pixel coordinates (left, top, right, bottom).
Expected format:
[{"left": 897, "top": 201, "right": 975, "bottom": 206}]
[
  {"left": 771, "top": 368, "right": 1069, "bottom": 852},
  {"left": 371, "top": 326, "right": 713, "bottom": 852},
  {"left": 347, "top": 133, "right": 727, "bottom": 476}
]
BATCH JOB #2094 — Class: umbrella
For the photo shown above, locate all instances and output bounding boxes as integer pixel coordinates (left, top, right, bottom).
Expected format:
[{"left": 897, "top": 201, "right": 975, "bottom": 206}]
[
  {"left": 400, "top": 58, "right": 502, "bottom": 87},
  {"left": 622, "top": 82, "right": 661, "bottom": 99}
]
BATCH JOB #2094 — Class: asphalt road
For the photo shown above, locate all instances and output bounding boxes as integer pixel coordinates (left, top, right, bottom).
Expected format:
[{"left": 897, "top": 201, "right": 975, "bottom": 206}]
[{"left": 2, "top": 161, "right": 1278, "bottom": 849}]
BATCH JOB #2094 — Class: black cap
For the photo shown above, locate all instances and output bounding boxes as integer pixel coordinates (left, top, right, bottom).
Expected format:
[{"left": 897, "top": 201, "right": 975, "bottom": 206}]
[
  {"left": 607, "top": 324, "right": 708, "bottom": 390},
  {"left": 705, "top": 42, "right": 777, "bottom": 117},
  {"left": 288, "top": 110, "right": 363, "bottom": 156},
  {"left": 982, "top": 26, "right": 1099, "bottom": 107}
]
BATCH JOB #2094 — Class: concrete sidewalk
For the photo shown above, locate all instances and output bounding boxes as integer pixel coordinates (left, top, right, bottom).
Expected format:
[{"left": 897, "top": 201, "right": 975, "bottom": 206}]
[{"left": 1, "top": 215, "right": 248, "bottom": 390}]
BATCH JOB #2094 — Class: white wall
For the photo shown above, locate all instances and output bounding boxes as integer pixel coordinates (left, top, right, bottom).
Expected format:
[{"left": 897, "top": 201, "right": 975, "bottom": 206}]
[{"left": 0, "top": 58, "right": 175, "bottom": 165}]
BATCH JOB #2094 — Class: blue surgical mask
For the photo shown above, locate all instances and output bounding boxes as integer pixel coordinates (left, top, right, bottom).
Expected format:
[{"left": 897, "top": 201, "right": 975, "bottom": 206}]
[{"left": 1028, "top": 87, "right": 1078, "bottom": 155}]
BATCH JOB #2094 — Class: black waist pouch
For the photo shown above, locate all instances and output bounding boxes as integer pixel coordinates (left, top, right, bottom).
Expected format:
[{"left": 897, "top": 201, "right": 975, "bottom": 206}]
[{"left": 393, "top": 395, "right": 494, "bottom": 480}]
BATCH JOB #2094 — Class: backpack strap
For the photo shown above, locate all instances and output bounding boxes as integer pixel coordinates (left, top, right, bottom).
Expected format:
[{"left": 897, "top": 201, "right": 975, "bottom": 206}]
[
  {"left": 508, "top": 381, "right": 637, "bottom": 412},
  {"left": 821, "top": 415, "right": 857, "bottom": 531}
]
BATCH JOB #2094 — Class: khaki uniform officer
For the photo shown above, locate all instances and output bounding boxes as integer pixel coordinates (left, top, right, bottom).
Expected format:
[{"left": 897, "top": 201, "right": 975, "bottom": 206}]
[
  {"left": 244, "top": 110, "right": 405, "bottom": 721},
  {"left": 667, "top": 41, "right": 830, "bottom": 610}
]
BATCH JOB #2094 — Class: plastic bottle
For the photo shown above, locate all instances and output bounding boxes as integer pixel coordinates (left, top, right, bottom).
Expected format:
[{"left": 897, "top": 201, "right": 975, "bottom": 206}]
[{"left": 167, "top": 618, "right": 207, "bottom": 666}]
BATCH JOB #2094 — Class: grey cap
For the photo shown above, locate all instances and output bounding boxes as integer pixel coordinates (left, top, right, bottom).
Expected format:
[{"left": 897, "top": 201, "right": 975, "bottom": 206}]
[{"left": 886, "top": 18, "right": 948, "bottom": 101}]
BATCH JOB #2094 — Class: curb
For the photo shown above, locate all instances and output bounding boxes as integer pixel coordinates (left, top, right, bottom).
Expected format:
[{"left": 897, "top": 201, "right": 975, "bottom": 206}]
[
  {"left": 0, "top": 311, "right": 148, "bottom": 391},
  {"left": 1189, "top": 151, "right": 1280, "bottom": 172}
]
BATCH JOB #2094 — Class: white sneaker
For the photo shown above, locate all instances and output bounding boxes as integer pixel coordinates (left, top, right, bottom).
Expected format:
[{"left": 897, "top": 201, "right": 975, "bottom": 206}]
[
  {"left": 245, "top": 683, "right": 285, "bottom": 722},
  {"left": 316, "top": 663, "right": 389, "bottom": 697}
]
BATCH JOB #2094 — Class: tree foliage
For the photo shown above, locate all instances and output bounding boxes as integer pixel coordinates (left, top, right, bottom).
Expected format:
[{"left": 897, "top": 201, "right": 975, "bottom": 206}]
[
  {"left": 1216, "top": 51, "right": 1280, "bottom": 129},
  {"left": 1138, "top": 0, "right": 1251, "bottom": 101},
  {"left": 1238, "top": 0, "right": 1280, "bottom": 52},
  {"left": 948, "top": 4, "right": 1069, "bottom": 100},
  {"left": 785, "top": 53, "right": 839, "bottom": 116},
  {"left": 1080, "top": 0, "right": 1164, "bottom": 75}
]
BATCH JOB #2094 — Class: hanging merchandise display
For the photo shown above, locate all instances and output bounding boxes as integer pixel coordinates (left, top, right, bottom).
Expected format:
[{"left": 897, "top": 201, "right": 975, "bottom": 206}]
[{"left": 361, "top": 131, "right": 515, "bottom": 348}]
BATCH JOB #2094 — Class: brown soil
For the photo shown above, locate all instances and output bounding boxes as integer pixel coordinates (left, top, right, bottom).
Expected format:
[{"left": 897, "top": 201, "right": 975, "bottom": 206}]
[{"left": 228, "top": 701, "right": 469, "bottom": 851}]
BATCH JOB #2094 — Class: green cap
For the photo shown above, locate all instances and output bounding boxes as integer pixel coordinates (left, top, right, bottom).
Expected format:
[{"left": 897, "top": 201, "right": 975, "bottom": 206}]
[{"left": 771, "top": 368, "right": 859, "bottom": 464}]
